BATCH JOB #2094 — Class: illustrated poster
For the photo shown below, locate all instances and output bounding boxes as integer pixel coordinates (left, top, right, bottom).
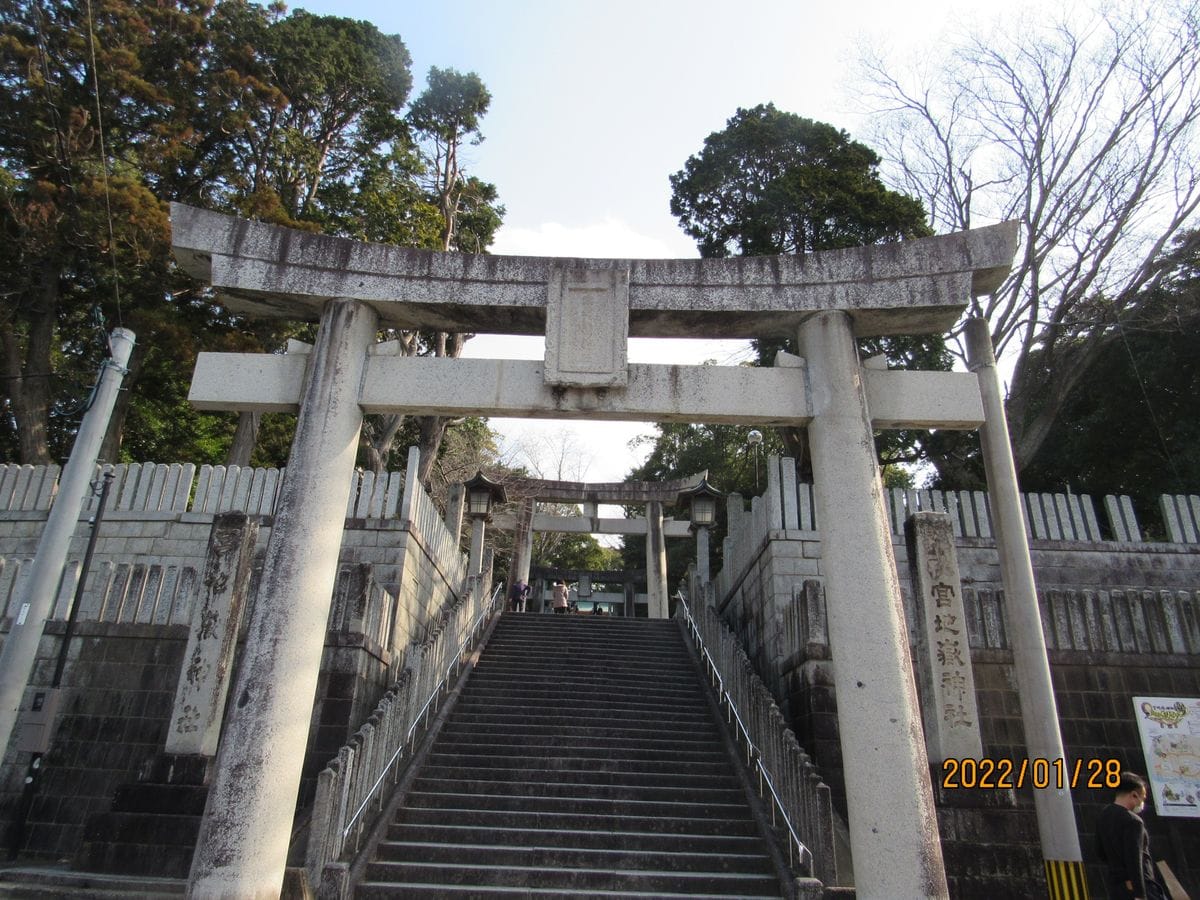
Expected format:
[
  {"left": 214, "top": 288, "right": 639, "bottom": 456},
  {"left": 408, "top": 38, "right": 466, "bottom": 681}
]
[{"left": 1132, "top": 696, "right": 1200, "bottom": 818}]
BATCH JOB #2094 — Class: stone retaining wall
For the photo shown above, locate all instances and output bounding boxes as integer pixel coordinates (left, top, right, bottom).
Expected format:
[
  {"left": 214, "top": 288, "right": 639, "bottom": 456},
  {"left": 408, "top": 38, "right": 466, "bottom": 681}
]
[
  {"left": 0, "top": 460, "right": 470, "bottom": 865},
  {"left": 707, "top": 463, "right": 1200, "bottom": 898}
]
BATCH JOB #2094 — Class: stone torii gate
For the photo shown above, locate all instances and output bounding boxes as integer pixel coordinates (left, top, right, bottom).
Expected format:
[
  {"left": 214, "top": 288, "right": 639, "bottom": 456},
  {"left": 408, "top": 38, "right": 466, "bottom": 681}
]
[
  {"left": 171, "top": 203, "right": 1081, "bottom": 899},
  {"left": 492, "top": 474, "right": 706, "bottom": 617}
]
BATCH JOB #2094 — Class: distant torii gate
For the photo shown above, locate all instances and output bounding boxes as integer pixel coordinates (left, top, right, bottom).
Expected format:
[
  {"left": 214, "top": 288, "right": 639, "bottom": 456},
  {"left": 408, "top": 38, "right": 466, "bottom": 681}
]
[
  {"left": 171, "top": 203, "right": 1081, "bottom": 900},
  {"left": 492, "top": 474, "right": 707, "bottom": 617}
]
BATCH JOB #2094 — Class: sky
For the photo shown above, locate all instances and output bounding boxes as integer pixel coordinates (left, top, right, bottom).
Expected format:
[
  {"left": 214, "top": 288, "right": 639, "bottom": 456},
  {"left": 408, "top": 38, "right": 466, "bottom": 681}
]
[{"left": 281, "top": 0, "right": 1017, "bottom": 484}]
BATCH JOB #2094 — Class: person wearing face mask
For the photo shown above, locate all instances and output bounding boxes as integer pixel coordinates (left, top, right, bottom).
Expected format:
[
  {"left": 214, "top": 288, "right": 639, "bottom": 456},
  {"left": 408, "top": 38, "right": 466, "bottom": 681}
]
[{"left": 1094, "top": 772, "right": 1167, "bottom": 900}]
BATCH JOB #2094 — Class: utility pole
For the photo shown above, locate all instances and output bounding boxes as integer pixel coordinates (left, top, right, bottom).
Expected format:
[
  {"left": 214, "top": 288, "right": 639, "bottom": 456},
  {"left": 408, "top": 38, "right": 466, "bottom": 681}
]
[{"left": 0, "top": 328, "right": 135, "bottom": 756}]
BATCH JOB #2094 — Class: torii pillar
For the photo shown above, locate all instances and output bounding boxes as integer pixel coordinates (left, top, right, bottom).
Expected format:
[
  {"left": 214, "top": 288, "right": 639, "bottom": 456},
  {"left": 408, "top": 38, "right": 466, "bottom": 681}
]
[
  {"left": 189, "top": 298, "right": 377, "bottom": 897},
  {"left": 799, "top": 312, "right": 947, "bottom": 897},
  {"left": 645, "top": 500, "right": 669, "bottom": 618},
  {"left": 512, "top": 497, "right": 536, "bottom": 591}
]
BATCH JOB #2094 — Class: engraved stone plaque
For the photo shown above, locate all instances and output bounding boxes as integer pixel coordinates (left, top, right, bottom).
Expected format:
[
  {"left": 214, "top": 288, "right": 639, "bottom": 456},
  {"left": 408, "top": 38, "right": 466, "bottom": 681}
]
[
  {"left": 905, "top": 511, "right": 983, "bottom": 762},
  {"left": 544, "top": 265, "right": 629, "bottom": 387}
]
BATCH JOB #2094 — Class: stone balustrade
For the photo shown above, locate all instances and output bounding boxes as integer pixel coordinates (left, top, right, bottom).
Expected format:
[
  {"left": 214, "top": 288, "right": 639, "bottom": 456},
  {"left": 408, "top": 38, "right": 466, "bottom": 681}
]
[
  {"left": 306, "top": 564, "right": 497, "bottom": 895},
  {"left": 678, "top": 595, "right": 839, "bottom": 887}
]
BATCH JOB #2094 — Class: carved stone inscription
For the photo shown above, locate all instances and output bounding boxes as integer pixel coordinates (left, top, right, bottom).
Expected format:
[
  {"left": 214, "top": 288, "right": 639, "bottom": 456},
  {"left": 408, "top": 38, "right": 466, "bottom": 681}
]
[
  {"left": 165, "top": 512, "right": 259, "bottom": 756},
  {"left": 905, "top": 511, "right": 983, "bottom": 762},
  {"left": 544, "top": 265, "right": 630, "bottom": 388}
]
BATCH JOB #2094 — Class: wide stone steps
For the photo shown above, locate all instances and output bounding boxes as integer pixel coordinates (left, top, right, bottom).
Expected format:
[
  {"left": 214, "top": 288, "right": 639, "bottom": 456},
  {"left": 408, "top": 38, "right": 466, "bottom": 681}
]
[
  {"left": 355, "top": 892, "right": 777, "bottom": 897},
  {"left": 449, "top": 702, "right": 712, "bottom": 723},
  {"left": 417, "top": 763, "right": 741, "bottom": 790},
  {"left": 428, "top": 740, "right": 730, "bottom": 764},
  {"left": 439, "top": 702, "right": 716, "bottom": 724},
  {"left": 467, "top": 669, "right": 703, "bottom": 691},
  {"left": 462, "top": 652, "right": 695, "bottom": 669},
  {"left": 373, "top": 840, "right": 775, "bottom": 873},
  {"left": 403, "top": 789, "right": 751, "bottom": 819},
  {"left": 423, "top": 751, "right": 733, "bottom": 774},
  {"left": 460, "top": 683, "right": 708, "bottom": 706},
  {"left": 435, "top": 721, "right": 720, "bottom": 743},
  {"left": 392, "top": 804, "right": 763, "bottom": 836},
  {"left": 411, "top": 775, "right": 745, "bottom": 803},
  {"left": 384, "top": 822, "right": 767, "bottom": 854},
  {"left": 352, "top": 613, "right": 784, "bottom": 897},
  {"left": 358, "top": 860, "right": 780, "bottom": 896}
]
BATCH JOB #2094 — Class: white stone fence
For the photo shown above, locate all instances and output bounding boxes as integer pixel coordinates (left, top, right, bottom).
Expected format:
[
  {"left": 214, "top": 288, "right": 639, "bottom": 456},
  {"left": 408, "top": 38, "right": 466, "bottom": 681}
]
[
  {"left": 786, "top": 579, "right": 1200, "bottom": 658},
  {"left": 0, "top": 456, "right": 465, "bottom": 646},
  {"left": 400, "top": 460, "right": 467, "bottom": 596},
  {"left": 1162, "top": 494, "right": 1200, "bottom": 544},
  {"left": 306, "top": 563, "right": 499, "bottom": 897},
  {"left": 750, "top": 455, "right": 1157, "bottom": 543},
  {"left": 678, "top": 594, "right": 837, "bottom": 886},
  {"left": 713, "top": 456, "right": 1200, "bottom": 607},
  {"left": 0, "top": 462, "right": 408, "bottom": 520}
]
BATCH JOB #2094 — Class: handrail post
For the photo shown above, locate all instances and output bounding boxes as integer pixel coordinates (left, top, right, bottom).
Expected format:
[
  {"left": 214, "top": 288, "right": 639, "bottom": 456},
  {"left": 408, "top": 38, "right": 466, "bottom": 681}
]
[
  {"left": 310, "top": 581, "right": 504, "bottom": 883},
  {"left": 677, "top": 596, "right": 825, "bottom": 882}
]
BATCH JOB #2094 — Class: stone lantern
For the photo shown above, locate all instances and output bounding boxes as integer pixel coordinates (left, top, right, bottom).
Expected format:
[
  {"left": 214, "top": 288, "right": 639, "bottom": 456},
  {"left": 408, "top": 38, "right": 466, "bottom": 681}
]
[
  {"left": 463, "top": 470, "right": 507, "bottom": 574},
  {"left": 677, "top": 478, "right": 723, "bottom": 583}
]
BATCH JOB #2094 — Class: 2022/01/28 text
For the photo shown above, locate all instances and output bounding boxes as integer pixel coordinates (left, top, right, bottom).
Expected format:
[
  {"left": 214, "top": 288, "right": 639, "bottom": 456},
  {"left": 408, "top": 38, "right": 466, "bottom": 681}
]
[{"left": 941, "top": 757, "right": 1122, "bottom": 790}]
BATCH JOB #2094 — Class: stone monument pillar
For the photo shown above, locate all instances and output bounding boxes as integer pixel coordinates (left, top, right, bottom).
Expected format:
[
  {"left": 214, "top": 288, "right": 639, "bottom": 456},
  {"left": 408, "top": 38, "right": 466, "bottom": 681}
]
[
  {"left": 513, "top": 498, "right": 535, "bottom": 587},
  {"left": 445, "top": 483, "right": 465, "bottom": 544},
  {"left": 188, "top": 298, "right": 378, "bottom": 898},
  {"left": 468, "top": 516, "right": 486, "bottom": 576},
  {"left": 905, "top": 511, "right": 983, "bottom": 762},
  {"left": 695, "top": 525, "right": 710, "bottom": 584},
  {"left": 166, "top": 512, "right": 259, "bottom": 756},
  {"left": 0, "top": 328, "right": 135, "bottom": 755},
  {"left": 798, "top": 310, "right": 948, "bottom": 899}
]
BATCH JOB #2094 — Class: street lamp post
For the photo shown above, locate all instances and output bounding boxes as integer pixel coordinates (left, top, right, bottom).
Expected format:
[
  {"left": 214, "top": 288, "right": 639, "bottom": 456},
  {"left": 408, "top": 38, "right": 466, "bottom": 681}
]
[{"left": 747, "top": 429, "right": 763, "bottom": 489}]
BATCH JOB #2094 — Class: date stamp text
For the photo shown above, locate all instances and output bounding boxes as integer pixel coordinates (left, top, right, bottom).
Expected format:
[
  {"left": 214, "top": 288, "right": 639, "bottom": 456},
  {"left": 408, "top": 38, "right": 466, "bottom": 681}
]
[{"left": 940, "top": 757, "right": 1122, "bottom": 790}]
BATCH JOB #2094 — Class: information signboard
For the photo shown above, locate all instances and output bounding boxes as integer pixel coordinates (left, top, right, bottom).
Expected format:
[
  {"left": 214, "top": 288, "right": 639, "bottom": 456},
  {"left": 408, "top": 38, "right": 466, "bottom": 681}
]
[{"left": 1133, "top": 696, "right": 1200, "bottom": 818}]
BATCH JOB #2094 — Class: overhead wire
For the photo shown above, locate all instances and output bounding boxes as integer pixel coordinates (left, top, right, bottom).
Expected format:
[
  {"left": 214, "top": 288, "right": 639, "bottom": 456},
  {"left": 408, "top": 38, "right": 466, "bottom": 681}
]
[
  {"left": 83, "top": 0, "right": 123, "bottom": 335},
  {"left": 1115, "top": 316, "right": 1184, "bottom": 490}
]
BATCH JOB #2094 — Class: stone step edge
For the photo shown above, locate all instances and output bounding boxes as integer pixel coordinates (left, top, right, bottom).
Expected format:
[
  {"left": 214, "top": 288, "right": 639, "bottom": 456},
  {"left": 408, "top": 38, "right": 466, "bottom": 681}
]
[
  {"left": 417, "top": 764, "right": 737, "bottom": 780},
  {"left": 367, "top": 860, "right": 777, "bottom": 882},
  {"left": 377, "top": 839, "right": 769, "bottom": 862},
  {"left": 397, "top": 804, "right": 757, "bottom": 825},
  {"left": 409, "top": 781, "right": 745, "bottom": 800},
  {"left": 436, "top": 727, "right": 719, "bottom": 740},
  {"left": 408, "top": 801, "right": 753, "bottom": 820},
  {"left": 384, "top": 824, "right": 764, "bottom": 844},
  {"left": 0, "top": 866, "right": 186, "bottom": 895},
  {"left": 429, "top": 748, "right": 729, "bottom": 763},
  {"left": 357, "top": 884, "right": 781, "bottom": 899}
]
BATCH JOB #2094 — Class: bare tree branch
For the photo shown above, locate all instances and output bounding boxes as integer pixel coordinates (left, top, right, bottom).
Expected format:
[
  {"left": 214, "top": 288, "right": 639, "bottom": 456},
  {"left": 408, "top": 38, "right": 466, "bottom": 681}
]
[{"left": 861, "top": 0, "right": 1200, "bottom": 470}]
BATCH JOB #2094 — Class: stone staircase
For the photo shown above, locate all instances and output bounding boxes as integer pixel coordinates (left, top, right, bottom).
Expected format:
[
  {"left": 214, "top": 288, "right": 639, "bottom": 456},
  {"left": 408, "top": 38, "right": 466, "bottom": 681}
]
[{"left": 354, "top": 613, "right": 789, "bottom": 898}]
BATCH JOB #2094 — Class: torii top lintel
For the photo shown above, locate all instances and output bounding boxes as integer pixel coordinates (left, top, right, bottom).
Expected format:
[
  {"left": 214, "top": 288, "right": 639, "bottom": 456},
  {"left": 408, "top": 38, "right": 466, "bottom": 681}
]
[{"left": 171, "top": 204, "right": 1018, "bottom": 339}]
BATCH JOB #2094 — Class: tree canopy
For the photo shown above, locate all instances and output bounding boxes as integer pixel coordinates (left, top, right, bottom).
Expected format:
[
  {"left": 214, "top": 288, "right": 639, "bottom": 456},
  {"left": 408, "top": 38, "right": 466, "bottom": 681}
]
[
  {"left": 669, "top": 104, "right": 929, "bottom": 258},
  {"left": 0, "top": 0, "right": 504, "bottom": 476},
  {"left": 664, "top": 104, "right": 939, "bottom": 480},
  {"left": 1018, "top": 232, "right": 1200, "bottom": 521}
]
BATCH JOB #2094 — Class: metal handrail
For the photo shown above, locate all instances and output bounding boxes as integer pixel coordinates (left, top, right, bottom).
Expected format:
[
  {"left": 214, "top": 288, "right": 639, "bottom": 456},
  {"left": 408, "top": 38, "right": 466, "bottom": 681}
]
[
  {"left": 341, "top": 582, "right": 502, "bottom": 840},
  {"left": 679, "top": 597, "right": 814, "bottom": 873}
]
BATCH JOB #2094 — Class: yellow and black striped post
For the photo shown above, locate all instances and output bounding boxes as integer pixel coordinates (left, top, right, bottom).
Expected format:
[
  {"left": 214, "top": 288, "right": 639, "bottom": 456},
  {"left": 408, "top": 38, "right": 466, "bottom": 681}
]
[{"left": 1045, "top": 859, "right": 1090, "bottom": 900}]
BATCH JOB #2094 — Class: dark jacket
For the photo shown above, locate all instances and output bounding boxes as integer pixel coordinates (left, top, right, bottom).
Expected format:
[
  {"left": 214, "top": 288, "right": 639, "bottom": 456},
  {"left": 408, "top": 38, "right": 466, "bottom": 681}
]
[{"left": 1095, "top": 802, "right": 1156, "bottom": 898}]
